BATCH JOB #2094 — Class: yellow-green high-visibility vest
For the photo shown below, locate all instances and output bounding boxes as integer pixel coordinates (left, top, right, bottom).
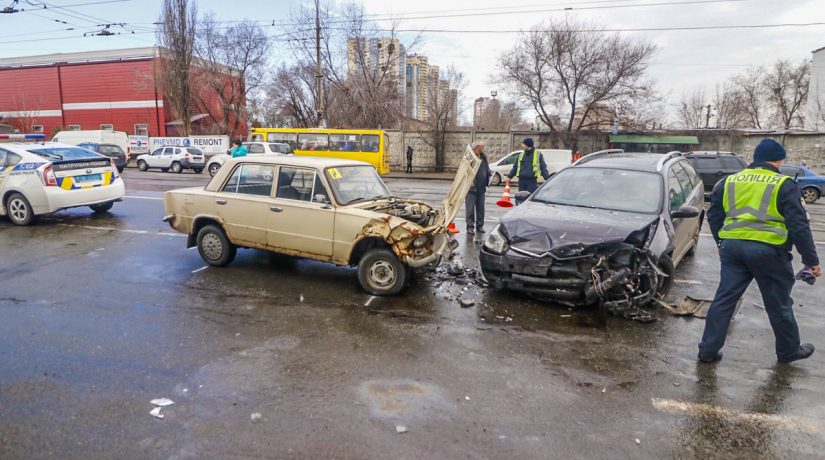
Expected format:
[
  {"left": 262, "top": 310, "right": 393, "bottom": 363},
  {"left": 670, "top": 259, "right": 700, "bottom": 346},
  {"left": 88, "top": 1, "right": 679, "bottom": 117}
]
[
  {"left": 719, "top": 167, "right": 790, "bottom": 245},
  {"left": 515, "top": 149, "right": 540, "bottom": 178}
]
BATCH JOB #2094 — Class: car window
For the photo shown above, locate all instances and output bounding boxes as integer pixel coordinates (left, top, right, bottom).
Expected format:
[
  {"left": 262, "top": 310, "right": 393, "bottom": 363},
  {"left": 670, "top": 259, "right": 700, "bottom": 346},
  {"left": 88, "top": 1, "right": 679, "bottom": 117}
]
[
  {"left": 668, "top": 169, "right": 686, "bottom": 210},
  {"left": 499, "top": 154, "right": 516, "bottom": 165},
  {"left": 27, "top": 147, "right": 103, "bottom": 161},
  {"left": 277, "top": 167, "right": 316, "bottom": 201},
  {"left": 691, "top": 157, "right": 723, "bottom": 171},
  {"left": 6, "top": 152, "right": 21, "bottom": 167},
  {"left": 244, "top": 143, "right": 265, "bottom": 154},
  {"left": 98, "top": 145, "right": 124, "bottom": 155},
  {"left": 0, "top": 149, "right": 6, "bottom": 166},
  {"left": 269, "top": 144, "right": 290, "bottom": 154},
  {"left": 297, "top": 133, "right": 328, "bottom": 151},
  {"left": 532, "top": 168, "right": 662, "bottom": 214},
  {"left": 150, "top": 148, "right": 163, "bottom": 156},
  {"left": 266, "top": 132, "right": 298, "bottom": 150},
  {"left": 681, "top": 160, "right": 702, "bottom": 189},
  {"left": 163, "top": 148, "right": 174, "bottom": 156},
  {"left": 329, "top": 133, "right": 361, "bottom": 152},
  {"left": 220, "top": 164, "right": 274, "bottom": 196},
  {"left": 313, "top": 173, "right": 330, "bottom": 204},
  {"left": 186, "top": 148, "right": 202, "bottom": 156},
  {"left": 672, "top": 162, "right": 694, "bottom": 198},
  {"left": 720, "top": 156, "right": 745, "bottom": 171},
  {"left": 361, "top": 134, "right": 379, "bottom": 152}
]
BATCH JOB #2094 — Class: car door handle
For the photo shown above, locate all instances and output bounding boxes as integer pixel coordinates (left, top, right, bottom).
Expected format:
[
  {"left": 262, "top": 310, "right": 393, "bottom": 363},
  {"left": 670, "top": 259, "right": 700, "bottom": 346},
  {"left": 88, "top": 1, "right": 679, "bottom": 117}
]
[
  {"left": 270, "top": 206, "right": 283, "bottom": 212},
  {"left": 216, "top": 199, "right": 227, "bottom": 205}
]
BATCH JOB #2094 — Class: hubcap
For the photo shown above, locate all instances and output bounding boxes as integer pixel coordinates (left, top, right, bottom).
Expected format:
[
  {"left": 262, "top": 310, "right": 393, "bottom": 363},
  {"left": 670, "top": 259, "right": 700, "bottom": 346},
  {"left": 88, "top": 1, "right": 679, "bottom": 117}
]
[
  {"left": 368, "top": 260, "right": 396, "bottom": 288},
  {"left": 210, "top": 165, "right": 219, "bottom": 175},
  {"left": 9, "top": 199, "right": 27, "bottom": 222},
  {"left": 804, "top": 189, "right": 817, "bottom": 202},
  {"left": 201, "top": 233, "right": 223, "bottom": 260}
]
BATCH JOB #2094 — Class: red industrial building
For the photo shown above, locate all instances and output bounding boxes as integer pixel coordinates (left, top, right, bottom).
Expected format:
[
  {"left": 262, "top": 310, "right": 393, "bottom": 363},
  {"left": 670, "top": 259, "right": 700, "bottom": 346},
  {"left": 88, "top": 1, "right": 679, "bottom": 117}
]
[{"left": 0, "top": 47, "right": 245, "bottom": 137}]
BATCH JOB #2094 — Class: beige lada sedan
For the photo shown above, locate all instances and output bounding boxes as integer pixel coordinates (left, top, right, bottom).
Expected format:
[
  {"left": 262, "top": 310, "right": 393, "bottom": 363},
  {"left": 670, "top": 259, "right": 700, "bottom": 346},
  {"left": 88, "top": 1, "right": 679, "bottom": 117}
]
[{"left": 163, "top": 147, "right": 480, "bottom": 295}]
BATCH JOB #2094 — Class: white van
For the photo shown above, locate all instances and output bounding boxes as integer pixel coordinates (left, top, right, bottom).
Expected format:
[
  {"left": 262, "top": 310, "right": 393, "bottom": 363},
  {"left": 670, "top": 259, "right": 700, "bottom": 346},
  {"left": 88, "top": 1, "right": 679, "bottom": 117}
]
[
  {"left": 489, "top": 149, "right": 572, "bottom": 185},
  {"left": 52, "top": 130, "right": 130, "bottom": 160}
]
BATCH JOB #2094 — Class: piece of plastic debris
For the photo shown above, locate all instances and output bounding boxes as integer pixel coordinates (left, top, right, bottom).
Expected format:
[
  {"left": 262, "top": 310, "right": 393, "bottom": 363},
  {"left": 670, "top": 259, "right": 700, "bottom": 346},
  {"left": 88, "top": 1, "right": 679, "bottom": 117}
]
[
  {"left": 182, "top": 388, "right": 189, "bottom": 393},
  {"left": 560, "top": 314, "right": 572, "bottom": 318},
  {"left": 459, "top": 299, "right": 475, "bottom": 308},
  {"left": 601, "top": 388, "right": 606, "bottom": 393},
  {"left": 251, "top": 412, "right": 262, "bottom": 423},
  {"left": 635, "top": 438, "right": 641, "bottom": 445},
  {"left": 673, "top": 382, "right": 681, "bottom": 387},
  {"left": 465, "top": 396, "right": 471, "bottom": 401},
  {"left": 150, "top": 407, "right": 164, "bottom": 419},
  {"left": 395, "top": 425, "right": 408, "bottom": 434},
  {"left": 150, "top": 398, "right": 175, "bottom": 407},
  {"left": 300, "top": 295, "right": 304, "bottom": 302}
]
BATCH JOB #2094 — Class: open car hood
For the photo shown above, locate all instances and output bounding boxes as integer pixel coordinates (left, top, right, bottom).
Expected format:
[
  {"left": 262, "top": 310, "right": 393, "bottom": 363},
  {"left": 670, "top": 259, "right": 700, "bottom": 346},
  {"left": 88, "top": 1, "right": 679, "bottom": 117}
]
[
  {"left": 501, "top": 202, "right": 659, "bottom": 257},
  {"left": 433, "top": 144, "right": 482, "bottom": 228}
]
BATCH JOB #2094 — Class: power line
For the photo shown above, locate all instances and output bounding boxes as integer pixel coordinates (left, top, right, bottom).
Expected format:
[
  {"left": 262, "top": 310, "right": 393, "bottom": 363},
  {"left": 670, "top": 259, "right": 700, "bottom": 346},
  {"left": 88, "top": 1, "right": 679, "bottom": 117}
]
[{"left": 364, "top": 21, "right": 825, "bottom": 34}]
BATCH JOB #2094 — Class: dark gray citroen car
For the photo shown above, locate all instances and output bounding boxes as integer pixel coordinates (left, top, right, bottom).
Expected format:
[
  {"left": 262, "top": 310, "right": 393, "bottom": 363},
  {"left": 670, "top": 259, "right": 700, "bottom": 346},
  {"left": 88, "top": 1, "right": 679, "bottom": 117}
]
[{"left": 479, "top": 150, "right": 704, "bottom": 313}]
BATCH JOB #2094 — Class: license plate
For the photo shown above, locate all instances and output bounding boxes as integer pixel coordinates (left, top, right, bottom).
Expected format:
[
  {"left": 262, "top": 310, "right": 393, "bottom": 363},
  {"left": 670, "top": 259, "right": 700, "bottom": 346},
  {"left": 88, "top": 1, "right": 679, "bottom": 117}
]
[{"left": 74, "top": 174, "right": 101, "bottom": 182}]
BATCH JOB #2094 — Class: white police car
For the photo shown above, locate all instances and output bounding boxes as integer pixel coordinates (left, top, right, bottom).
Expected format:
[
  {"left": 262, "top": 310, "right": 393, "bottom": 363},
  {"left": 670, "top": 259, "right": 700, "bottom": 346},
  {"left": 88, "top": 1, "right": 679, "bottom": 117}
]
[{"left": 0, "top": 134, "right": 125, "bottom": 226}]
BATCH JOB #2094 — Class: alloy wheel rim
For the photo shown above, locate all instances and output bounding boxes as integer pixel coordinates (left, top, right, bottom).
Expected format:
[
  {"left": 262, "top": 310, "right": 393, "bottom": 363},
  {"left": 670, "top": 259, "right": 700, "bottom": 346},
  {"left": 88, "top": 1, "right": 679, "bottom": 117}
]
[
  {"left": 369, "top": 260, "right": 396, "bottom": 288},
  {"left": 201, "top": 233, "right": 223, "bottom": 260},
  {"left": 804, "top": 189, "right": 817, "bottom": 201},
  {"left": 9, "top": 199, "right": 27, "bottom": 222}
]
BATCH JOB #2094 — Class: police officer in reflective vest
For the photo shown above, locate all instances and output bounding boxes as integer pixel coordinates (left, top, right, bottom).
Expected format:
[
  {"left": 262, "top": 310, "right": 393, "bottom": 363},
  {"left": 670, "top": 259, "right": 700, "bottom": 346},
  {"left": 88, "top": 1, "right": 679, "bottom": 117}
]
[
  {"left": 699, "top": 139, "right": 820, "bottom": 364},
  {"left": 507, "top": 138, "right": 550, "bottom": 204}
]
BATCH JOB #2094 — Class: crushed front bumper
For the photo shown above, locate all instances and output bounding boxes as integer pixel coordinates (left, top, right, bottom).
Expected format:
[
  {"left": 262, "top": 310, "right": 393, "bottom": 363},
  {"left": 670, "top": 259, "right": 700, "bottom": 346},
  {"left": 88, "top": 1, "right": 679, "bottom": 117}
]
[{"left": 479, "top": 247, "right": 586, "bottom": 303}]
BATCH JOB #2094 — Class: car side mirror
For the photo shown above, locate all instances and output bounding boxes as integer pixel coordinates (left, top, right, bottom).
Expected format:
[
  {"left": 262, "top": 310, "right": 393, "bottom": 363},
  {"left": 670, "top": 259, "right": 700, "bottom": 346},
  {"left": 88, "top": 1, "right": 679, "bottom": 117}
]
[
  {"left": 671, "top": 205, "right": 700, "bottom": 219},
  {"left": 314, "top": 194, "right": 330, "bottom": 204},
  {"left": 514, "top": 191, "right": 532, "bottom": 202}
]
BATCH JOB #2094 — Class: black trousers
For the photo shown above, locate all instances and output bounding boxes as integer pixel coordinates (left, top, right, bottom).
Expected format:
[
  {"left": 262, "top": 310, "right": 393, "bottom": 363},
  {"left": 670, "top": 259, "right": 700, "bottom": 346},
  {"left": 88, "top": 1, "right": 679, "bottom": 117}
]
[
  {"left": 465, "top": 189, "right": 486, "bottom": 230},
  {"left": 405, "top": 159, "right": 412, "bottom": 173},
  {"left": 516, "top": 178, "right": 538, "bottom": 204}
]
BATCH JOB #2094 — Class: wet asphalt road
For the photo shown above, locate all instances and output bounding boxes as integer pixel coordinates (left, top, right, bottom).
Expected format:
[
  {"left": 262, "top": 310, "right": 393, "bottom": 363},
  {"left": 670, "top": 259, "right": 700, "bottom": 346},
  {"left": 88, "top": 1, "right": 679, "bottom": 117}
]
[{"left": 2, "top": 169, "right": 825, "bottom": 459}]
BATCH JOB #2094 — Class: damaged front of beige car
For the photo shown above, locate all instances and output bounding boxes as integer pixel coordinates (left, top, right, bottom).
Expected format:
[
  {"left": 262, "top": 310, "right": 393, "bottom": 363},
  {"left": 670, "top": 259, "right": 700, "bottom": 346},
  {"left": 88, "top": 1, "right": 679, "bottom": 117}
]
[{"left": 333, "top": 145, "right": 481, "bottom": 295}]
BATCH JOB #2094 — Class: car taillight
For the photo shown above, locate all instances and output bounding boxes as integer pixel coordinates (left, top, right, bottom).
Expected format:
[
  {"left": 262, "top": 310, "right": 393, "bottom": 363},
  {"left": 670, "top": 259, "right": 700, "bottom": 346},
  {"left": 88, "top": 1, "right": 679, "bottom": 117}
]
[
  {"left": 184, "top": 153, "right": 189, "bottom": 159},
  {"left": 42, "top": 164, "right": 57, "bottom": 186}
]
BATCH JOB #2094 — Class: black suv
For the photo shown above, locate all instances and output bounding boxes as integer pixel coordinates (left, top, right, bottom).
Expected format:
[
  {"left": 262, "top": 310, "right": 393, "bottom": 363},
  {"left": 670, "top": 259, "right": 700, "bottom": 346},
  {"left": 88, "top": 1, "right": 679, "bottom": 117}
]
[
  {"left": 480, "top": 150, "right": 704, "bottom": 313},
  {"left": 682, "top": 151, "right": 747, "bottom": 197}
]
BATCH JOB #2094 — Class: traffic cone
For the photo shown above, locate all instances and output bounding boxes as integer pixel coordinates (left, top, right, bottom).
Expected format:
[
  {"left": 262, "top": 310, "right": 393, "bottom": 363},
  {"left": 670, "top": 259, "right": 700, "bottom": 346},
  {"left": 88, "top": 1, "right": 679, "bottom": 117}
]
[
  {"left": 497, "top": 180, "right": 514, "bottom": 208},
  {"left": 447, "top": 221, "right": 459, "bottom": 234}
]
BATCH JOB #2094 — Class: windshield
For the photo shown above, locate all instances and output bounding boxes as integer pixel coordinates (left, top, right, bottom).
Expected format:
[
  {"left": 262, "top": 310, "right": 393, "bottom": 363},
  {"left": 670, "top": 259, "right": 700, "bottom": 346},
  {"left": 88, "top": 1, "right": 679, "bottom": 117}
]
[
  {"left": 27, "top": 147, "right": 104, "bottom": 161},
  {"left": 532, "top": 167, "right": 663, "bottom": 214},
  {"left": 325, "top": 165, "right": 392, "bottom": 205}
]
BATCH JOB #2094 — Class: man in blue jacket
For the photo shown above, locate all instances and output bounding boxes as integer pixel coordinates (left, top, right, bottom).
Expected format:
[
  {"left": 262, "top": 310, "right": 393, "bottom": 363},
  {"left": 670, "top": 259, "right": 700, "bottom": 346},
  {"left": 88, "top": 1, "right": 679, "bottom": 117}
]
[
  {"left": 507, "top": 138, "right": 550, "bottom": 204},
  {"left": 466, "top": 141, "right": 492, "bottom": 234},
  {"left": 699, "top": 139, "right": 820, "bottom": 364}
]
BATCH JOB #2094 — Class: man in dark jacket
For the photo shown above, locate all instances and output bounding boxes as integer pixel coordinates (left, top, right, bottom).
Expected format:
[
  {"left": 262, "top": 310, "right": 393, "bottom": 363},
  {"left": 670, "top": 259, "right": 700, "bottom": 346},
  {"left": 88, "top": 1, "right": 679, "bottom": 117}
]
[
  {"left": 466, "top": 141, "right": 492, "bottom": 234},
  {"left": 699, "top": 139, "right": 820, "bottom": 364},
  {"left": 405, "top": 146, "right": 414, "bottom": 174},
  {"left": 508, "top": 138, "right": 550, "bottom": 204}
]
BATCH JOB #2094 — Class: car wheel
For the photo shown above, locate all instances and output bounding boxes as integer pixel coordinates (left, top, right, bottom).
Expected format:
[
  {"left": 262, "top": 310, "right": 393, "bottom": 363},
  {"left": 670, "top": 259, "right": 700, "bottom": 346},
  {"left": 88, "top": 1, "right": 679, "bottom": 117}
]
[
  {"left": 5, "top": 193, "right": 37, "bottom": 226},
  {"left": 90, "top": 201, "right": 114, "bottom": 213},
  {"left": 802, "top": 187, "right": 820, "bottom": 204},
  {"left": 208, "top": 163, "right": 221, "bottom": 177},
  {"left": 490, "top": 173, "right": 501, "bottom": 186},
  {"left": 193, "top": 168, "right": 203, "bottom": 174},
  {"left": 171, "top": 162, "right": 183, "bottom": 173},
  {"left": 656, "top": 256, "right": 675, "bottom": 300},
  {"left": 197, "top": 224, "right": 236, "bottom": 266},
  {"left": 137, "top": 160, "right": 148, "bottom": 171},
  {"left": 357, "top": 248, "right": 407, "bottom": 296}
]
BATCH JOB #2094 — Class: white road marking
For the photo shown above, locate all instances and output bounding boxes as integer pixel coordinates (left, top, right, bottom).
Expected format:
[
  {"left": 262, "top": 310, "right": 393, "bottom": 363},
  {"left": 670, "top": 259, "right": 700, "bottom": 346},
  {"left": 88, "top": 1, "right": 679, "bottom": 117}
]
[
  {"left": 673, "top": 279, "right": 702, "bottom": 285},
  {"left": 364, "top": 295, "right": 377, "bottom": 307},
  {"left": 652, "top": 398, "right": 825, "bottom": 433},
  {"left": 125, "top": 195, "right": 163, "bottom": 201},
  {"left": 191, "top": 266, "right": 208, "bottom": 273},
  {"left": 58, "top": 223, "right": 183, "bottom": 237}
]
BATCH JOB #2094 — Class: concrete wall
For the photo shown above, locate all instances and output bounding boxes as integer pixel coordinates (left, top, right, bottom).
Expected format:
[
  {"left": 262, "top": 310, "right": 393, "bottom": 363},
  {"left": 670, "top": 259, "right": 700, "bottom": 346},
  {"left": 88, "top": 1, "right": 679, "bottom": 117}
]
[{"left": 386, "top": 129, "right": 825, "bottom": 172}]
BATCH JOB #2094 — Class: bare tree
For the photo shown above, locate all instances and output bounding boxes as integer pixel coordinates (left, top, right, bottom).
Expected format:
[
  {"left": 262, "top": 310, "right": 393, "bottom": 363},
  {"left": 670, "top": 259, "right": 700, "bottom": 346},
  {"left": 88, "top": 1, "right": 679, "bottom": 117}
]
[
  {"left": 195, "top": 14, "right": 270, "bottom": 139},
  {"left": 8, "top": 92, "right": 48, "bottom": 133},
  {"left": 417, "top": 66, "right": 464, "bottom": 171},
  {"left": 495, "top": 17, "right": 656, "bottom": 150},
  {"left": 256, "top": 64, "right": 321, "bottom": 128},
  {"left": 712, "top": 81, "right": 749, "bottom": 129},
  {"left": 732, "top": 67, "right": 767, "bottom": 129},
  {"left": 764, "top": 59, "right": 809, "bottom": 129},
  {"left": 156, "top": 0, "right": 197, "bottom": 136}
]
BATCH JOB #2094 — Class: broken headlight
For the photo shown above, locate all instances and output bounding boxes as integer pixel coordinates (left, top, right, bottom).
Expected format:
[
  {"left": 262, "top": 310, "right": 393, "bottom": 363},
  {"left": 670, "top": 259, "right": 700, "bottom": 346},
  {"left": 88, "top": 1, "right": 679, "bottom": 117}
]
[
  {"left": 483, "top": 224, "right": 509, "bottom": 255},
  {"left": 413, "top": 235, "right": 431, "bottom": 248}
]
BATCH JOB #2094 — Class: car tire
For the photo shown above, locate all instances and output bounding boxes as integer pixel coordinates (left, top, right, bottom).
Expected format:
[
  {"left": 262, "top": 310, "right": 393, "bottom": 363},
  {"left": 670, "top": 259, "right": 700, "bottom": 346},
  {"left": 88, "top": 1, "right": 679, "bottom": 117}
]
[
  {"left": 117, "top": 166, "right": 125, "bottom": 173},
  {"left": 490, "top": 173, "right": 502, "bottom": 186},
  {"left": 656, "top": 255, "right": 675, "bottom": 300},
  {"left": 193, "top": 168, "right": 203, "bottom": 174},
  {"left": 357, "top": 248, "right": 407, "bottom": 296},
  {"left": 89, "top": 202, "right": 114, "bottom": 213},
  {"left": 802, "top": 187, "right": 820, "bottom": 204},
  {"left": 197, "top": 224, "right": 236, "bottom": 267},
  {"left": 137, "top": 160, "right": 148, "bottom": 171},
  {"left": 171, "top": 162, "right": 183, "bottom": 173},
  {"left": 208, "top": 163, "right": 221, "bottom": 177},
  {"left": 5, "top": 192, "right": 37, "bottom": 226}
]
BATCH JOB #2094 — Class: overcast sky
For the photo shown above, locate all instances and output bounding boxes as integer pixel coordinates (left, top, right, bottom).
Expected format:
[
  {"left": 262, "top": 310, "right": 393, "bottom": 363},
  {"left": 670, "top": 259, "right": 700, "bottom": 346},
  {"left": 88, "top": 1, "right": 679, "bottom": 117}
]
[{"left": 1, "top": 0, "right": 823, "bottom": 120}]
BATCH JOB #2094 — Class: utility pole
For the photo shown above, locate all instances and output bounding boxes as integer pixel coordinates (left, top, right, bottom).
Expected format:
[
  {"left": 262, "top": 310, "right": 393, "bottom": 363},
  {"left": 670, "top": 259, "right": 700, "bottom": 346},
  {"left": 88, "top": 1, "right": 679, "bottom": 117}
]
[
  {"left": 705, "top": 104, "right": 712, "bottom": 129},
  {"left": 315, "top": 0, "right": 326, "bottom": 128}
]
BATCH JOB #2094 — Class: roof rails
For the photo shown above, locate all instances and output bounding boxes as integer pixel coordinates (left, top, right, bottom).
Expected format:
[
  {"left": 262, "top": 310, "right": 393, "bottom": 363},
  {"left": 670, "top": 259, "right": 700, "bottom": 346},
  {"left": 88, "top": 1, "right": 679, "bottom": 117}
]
[
  {"left": 655, "top": 151, "right": 682, "bottom": 171},
  {"left": 573, "top": 149, "right": 624, "bottom": 166},
  {"left": 0, "top": 133, "right": 46, "bottom": 143}
]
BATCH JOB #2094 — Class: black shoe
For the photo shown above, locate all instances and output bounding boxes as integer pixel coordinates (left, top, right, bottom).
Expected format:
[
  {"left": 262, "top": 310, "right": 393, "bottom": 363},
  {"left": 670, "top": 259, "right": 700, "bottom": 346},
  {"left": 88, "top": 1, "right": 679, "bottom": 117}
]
[
  {"left": 698, "top": 351, "right": 723, "bottom": 363},
  {"left": 476, "top": 228, "right": 485, "bottom": 233},
  {"left": 779, "top": 343, "right": 815, "bottom": 363},
  {"left": 467, "top": 229, "right": 475, "bottom": 235}
]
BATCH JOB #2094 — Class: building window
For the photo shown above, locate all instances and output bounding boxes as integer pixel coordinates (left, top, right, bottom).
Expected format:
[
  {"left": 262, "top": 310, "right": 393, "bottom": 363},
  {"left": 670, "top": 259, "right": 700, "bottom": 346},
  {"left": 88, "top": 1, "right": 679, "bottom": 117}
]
[
  {"left": 67, "top": 124, "right": 81, "bottom": 131},
  {"left": 32, "top": 125, "right": 44, "bottom": 133},
  {"left": 134, "top": 124, "right": 149, "bottom": 136},
  {"left": 100, "top": 124, "right": 114, "bottom": 131}
]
